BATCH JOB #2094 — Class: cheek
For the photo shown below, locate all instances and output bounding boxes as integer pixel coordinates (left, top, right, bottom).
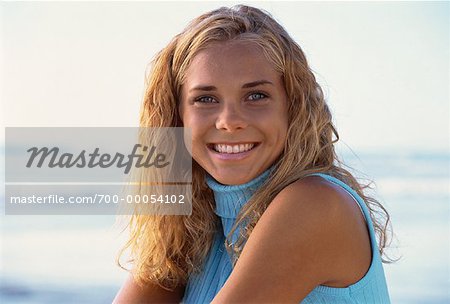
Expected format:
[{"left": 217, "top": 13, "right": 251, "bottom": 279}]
[
  {"left": 179, "top": 109, "right": 195, "bottom": 131},
  {"left": 274, "top": 116, "right": 289, "bottom": 151},
  {"left": 184, "top": 116, "right": 202, "bottom": 139},
  {"left": 183, "top": 114, "right": 206, "bottom": 151}
]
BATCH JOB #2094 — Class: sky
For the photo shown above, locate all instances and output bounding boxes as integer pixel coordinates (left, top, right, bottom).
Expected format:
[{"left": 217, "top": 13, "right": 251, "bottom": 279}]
[{"left": 1, "top": 1, "right": 449, "bottom": 153}]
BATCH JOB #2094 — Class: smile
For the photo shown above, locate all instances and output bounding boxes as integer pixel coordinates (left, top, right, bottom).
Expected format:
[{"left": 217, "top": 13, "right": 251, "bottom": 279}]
[{"left": 209, "top": 143, "right": 259, "bottom": 154}]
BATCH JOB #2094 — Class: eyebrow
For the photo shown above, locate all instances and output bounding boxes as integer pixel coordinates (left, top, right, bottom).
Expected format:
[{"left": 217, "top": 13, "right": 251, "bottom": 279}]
[{"left": 189, "top": 80, "right": 274, "bottom": 93}]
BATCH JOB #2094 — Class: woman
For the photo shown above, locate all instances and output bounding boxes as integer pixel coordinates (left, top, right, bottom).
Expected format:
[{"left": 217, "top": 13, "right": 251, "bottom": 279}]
[{"left": 114, "top": 5, "right": 392, "bottom": 303}]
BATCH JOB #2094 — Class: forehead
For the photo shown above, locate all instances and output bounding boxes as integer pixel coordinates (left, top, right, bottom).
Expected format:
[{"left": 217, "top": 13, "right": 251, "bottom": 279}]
[{"left": 183, "top": 40, "right": 281, "bottom": 86}]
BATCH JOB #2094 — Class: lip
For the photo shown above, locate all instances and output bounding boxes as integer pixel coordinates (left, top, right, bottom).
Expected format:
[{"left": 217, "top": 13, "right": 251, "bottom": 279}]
[
  {"left": 208, "top": 141, "right": 258, "bottom": 145},
  {"left": 207, "top": 142, "right": 260, "bottom": 160}
]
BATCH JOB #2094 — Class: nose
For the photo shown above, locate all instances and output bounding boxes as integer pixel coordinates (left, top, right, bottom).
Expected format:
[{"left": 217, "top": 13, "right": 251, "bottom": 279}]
[{"left": 215, "top": 103, "right": 248, "bottom": 132}]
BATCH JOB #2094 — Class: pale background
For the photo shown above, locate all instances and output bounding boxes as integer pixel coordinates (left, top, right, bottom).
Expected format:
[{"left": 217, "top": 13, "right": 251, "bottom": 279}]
[{"left": 1, "top": 1, "right": 449, "bottom": 303}]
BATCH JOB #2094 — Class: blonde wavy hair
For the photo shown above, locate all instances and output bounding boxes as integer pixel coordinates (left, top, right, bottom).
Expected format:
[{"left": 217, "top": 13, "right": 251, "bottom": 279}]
[{"left": 118, "top": 5, "right": 392, "bottom": 291}]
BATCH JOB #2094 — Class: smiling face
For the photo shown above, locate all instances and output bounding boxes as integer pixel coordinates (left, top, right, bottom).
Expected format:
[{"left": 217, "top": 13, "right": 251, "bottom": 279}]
[{"left": 179, "top": 40, "right": 289, "bottom": 185}]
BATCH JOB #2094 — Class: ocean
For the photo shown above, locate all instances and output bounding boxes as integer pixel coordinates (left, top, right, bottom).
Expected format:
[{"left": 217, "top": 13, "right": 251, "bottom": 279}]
[{"left": 1, "top": 150, "right": 449, "bottom": 303}]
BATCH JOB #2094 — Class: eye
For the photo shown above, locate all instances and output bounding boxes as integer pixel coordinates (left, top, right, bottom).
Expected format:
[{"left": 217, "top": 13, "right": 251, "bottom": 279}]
[
  {"left": 247, "top": 92, "right": 268, "bottom": 101},
  {"left": 194, "top": 96, "right": 218, "bottom": 103}
]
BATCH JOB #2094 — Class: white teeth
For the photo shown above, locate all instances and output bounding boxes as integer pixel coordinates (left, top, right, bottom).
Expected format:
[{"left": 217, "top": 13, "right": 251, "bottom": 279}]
[{"left": 213, "top": 143, "right": 255, "bottom": 154}]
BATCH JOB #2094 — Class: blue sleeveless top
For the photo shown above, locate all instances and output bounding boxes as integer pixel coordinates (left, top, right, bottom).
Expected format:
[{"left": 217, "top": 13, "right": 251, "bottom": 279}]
[{"left": 182, "top": 169, "right": 391, "bottom": 303}]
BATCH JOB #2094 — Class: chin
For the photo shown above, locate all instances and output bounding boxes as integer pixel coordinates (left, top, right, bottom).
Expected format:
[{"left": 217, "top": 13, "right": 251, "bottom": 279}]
[{"left": 211, "top": 171, "right": 254, "bottom": 186}]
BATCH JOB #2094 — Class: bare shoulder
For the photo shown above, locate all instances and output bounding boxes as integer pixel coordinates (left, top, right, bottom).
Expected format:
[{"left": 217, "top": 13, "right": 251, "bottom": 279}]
[
  {"left": 212, "top": 174, "right": 372, "bottom": 302},
  {"left": 273, "top": 174, "right": 362, "bottom": 220},
  {"left": 268, "top": 175, "right": 372, "bottom": 286},
  {"left": 113, "top": 274, "right": 185, "bottom": 304}
]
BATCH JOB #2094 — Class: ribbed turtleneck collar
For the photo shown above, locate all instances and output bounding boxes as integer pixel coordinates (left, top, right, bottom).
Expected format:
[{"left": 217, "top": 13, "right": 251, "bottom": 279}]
[{"left": 205, "top": 168, "right": 272, "bottom": 219}]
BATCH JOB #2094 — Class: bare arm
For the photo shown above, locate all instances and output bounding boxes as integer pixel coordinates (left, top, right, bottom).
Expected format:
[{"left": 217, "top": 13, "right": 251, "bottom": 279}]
[
  {"left": 211, "top": 176, "right": 371, "bottom": 303},
  {"left": 113, "top": 274, "right": 185, "bottom": 304}
]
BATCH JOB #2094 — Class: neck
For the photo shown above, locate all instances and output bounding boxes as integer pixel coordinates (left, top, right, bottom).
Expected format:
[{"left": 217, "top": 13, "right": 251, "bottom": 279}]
[{"left": 206, "top": 167, "right": 273, "bottom": 219}]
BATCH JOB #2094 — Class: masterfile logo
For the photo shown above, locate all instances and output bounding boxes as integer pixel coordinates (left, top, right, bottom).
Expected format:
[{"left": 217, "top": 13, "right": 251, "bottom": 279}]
[{"left": 4, "top": 127, "right": 192, "bottom": 215}]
